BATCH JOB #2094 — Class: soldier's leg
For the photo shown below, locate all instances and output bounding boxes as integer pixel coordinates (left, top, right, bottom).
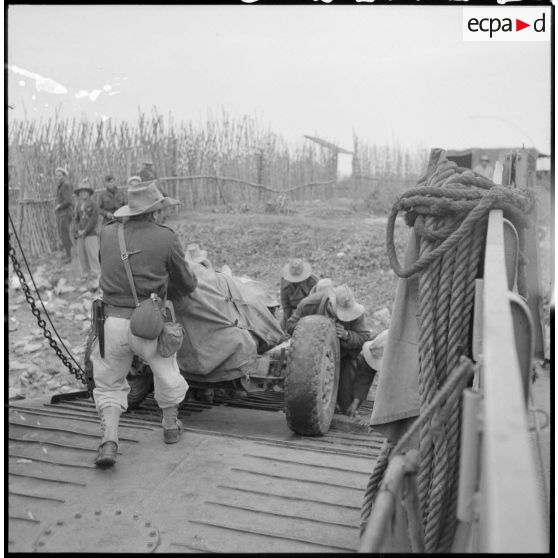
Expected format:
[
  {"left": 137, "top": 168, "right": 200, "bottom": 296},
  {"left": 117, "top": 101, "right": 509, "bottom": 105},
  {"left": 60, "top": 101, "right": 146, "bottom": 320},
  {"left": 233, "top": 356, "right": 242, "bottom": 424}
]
[
  {"left": 337, "top": 354, "right": 356, "bottom": 414},
  {"left": 352, "top": 354, "right": 376, "bottom": 403},
  {"left": 91, "top": 317, "right": 134, "bottom": 466},
  {"left": 76, "top": 237, "right": 90, "bottom": 278},
  {"left": 131, "top": 334, "right": 188, "bottom": 443},
  {"left": 60, "top": 213, "right": 73, "bottom": 260},
  {"left": 84, "top": 235, "right": 101, "bottom": 279}
]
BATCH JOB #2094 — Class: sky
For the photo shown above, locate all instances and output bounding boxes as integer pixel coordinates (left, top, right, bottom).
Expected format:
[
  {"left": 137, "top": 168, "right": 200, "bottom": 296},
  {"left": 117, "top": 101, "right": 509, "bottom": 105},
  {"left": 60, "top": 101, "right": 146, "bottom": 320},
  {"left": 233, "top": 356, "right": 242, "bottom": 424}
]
[{"left": 6, "top": 4, "right": 552, "bottom": 165}]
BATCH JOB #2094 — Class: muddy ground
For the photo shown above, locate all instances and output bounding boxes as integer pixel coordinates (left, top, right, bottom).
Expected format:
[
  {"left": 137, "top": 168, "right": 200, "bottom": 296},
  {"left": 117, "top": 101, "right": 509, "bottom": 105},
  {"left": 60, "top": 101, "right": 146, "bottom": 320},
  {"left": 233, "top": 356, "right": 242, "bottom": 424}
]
[{"left": 7, "top": 197, "right": 551, "bottom": 400}]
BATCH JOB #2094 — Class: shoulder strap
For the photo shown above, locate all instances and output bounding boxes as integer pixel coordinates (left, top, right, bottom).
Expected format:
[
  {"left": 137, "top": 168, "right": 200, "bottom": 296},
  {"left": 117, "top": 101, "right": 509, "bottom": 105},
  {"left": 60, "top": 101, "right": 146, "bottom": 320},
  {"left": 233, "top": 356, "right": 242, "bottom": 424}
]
[
  {"left": 317, "top": 294, "right": 330, "bottom": 316},
  {"left": 117, "top": 222, "right": 140, "bottom": 307}
]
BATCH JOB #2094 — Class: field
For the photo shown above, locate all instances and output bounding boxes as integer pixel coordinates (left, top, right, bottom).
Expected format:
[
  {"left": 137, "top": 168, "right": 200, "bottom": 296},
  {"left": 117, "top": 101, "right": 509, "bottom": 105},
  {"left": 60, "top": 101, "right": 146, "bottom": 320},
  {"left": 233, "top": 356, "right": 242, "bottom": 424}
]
[{"left": 8, "top": 199, "right": 410, "bottom": 400}]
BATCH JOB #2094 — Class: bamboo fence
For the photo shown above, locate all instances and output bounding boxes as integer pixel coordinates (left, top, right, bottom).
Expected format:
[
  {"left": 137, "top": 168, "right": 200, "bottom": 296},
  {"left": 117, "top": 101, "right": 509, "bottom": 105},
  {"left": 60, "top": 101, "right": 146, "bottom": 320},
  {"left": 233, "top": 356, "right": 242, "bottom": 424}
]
[{"left": 7, "top": 110, "right": 426, "bottom": 257}]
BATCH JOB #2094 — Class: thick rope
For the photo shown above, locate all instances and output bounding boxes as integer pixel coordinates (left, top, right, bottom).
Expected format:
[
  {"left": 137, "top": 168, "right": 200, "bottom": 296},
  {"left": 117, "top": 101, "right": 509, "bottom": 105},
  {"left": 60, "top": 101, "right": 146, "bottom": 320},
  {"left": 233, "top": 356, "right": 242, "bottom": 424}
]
[
  {"left": 359, "top": 439, "right": 395, "bottom": 536},
  {"left": 361, "top": 157, "right": 533, "bottom": 552},
  {"left": 359, "top": 357, "right": 473, "bottom": 538}
]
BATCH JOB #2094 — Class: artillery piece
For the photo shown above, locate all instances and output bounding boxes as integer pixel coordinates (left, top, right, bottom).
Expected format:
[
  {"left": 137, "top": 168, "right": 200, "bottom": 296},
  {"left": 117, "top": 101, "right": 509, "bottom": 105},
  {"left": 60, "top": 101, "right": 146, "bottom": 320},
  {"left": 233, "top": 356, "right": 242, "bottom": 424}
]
[{"left": 85, "top": 261, "right": 342, "bottom": 436}]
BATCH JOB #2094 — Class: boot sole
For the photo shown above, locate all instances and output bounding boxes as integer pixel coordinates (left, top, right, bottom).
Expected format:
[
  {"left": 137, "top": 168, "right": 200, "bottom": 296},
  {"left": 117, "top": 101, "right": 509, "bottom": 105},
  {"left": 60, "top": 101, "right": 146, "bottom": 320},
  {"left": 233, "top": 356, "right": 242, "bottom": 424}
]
[{"left": 95, "top": 456, "right": 116, "bottom": 468}]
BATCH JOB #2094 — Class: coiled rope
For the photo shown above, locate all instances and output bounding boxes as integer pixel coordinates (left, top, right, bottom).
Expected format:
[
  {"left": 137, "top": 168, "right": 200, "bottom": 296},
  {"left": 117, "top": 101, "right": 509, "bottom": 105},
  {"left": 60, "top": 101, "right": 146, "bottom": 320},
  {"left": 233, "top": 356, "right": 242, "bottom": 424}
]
[{"left": 361, "top": 152, "right": 533, "bottom": 552}]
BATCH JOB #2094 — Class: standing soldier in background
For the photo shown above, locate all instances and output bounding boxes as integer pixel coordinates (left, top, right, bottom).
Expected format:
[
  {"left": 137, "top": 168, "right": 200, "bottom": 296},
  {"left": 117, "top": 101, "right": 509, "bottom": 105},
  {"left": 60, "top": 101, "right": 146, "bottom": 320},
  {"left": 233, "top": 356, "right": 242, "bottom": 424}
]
[
  {"left": 139, "top": 160, "right": 157, "bottom": 182},
  {"left": 473, "top": 154, "right": 494, "bottom": 179},
  {"left": 54, "top": 167, "right": 74, "bottom": 264},
  {"left": 90, "top": 180, "right": 198, "bottom": 468},
  {"left": 286, "top": 284, "right": 373, "bottom": 416},
  {"left": 98, "top": 174, "right": 126, "bottom": 225},
  {"left": 280, "top": 258, "right": 318, "bottom": 329},
  {"left": 73, "top": 179, "right": 101, "bottom": 285}
]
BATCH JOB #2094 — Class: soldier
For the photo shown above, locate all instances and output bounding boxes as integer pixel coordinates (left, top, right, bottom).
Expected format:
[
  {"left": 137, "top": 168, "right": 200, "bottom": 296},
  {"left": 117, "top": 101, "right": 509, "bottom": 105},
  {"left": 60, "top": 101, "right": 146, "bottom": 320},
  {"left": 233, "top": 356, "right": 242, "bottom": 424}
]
[
  {"left": 280, "top": 258, "right": 318, "bottom": 329},
  {"left": 53, "top": 167, "right": 74, "bottom": 264},
  {"left": 90, "top": 180, "right": 198, "bottom": 468},
  {"left": 286, "top": 284, "right": 373, "bottom": 416},
  {"left": 73, "top": 179, "right": 101, "bottom": 283},
  {"left": 98, "top": 174, "right": 126, "bottom": 225},
  {"left": 473, "top": 154, "right": 494, "bottom": 179},
  {"left": 139, "top": 160, "right": 157, "bottom": 182}
]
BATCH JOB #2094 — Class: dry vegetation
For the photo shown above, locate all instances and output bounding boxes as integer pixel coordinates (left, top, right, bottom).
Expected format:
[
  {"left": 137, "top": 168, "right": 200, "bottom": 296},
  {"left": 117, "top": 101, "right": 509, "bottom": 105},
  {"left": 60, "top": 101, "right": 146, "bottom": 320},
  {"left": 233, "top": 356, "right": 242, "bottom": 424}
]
[{"left": 8, "top": 198, "right": 410, "bottom": 400}]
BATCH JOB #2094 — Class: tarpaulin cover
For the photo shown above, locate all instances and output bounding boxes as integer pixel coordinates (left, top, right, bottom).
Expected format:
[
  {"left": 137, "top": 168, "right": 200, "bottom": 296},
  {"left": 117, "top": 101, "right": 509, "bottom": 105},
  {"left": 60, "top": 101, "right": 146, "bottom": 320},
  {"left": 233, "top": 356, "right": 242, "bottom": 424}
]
[{"left": 172, "top": 262, "right": 286, "bottom": 383}]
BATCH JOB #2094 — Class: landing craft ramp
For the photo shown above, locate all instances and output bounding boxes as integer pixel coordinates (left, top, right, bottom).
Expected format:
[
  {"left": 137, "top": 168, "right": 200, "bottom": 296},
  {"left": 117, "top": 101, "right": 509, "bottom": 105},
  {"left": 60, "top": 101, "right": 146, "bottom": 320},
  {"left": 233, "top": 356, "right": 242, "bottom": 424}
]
[{"left": 8, "top": 394, "right": 382, "bottom": 553}]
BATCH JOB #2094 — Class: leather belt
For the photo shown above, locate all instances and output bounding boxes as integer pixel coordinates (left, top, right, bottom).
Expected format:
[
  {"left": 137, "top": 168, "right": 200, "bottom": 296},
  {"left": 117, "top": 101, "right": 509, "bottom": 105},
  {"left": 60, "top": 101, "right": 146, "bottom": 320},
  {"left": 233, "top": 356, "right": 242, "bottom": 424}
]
[{"left": 104, "top": 304, "right": 135, "bottom": 319}]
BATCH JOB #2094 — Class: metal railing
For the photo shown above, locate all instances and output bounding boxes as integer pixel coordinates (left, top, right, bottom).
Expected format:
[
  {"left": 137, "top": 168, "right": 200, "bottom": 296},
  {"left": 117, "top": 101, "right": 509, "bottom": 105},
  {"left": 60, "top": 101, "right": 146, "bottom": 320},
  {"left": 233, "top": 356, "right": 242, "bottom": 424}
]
[{"left": 473, "top": 209, "right": 547, "bottom": 552}]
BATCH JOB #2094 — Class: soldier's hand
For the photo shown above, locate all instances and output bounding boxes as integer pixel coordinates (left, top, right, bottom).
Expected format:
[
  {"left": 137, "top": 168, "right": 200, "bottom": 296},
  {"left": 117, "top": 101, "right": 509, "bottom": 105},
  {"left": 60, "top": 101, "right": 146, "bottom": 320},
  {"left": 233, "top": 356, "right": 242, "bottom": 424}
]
[
  {"left": 335, "top": 323, "right": 349, "bottom": 340},
  {"left": 107, "top": 212, "right": 114, "bottom": 220}
]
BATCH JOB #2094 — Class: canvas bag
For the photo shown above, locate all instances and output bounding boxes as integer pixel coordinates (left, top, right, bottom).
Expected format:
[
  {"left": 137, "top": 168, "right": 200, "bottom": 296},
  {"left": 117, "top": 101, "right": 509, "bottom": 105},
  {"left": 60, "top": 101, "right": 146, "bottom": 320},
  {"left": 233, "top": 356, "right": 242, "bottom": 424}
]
[
  {"left": 118, "top": 223, "right": 164, "bottom": 340},
  {"left": 157, "top": 301, "right": 184, "bottom": 358}
]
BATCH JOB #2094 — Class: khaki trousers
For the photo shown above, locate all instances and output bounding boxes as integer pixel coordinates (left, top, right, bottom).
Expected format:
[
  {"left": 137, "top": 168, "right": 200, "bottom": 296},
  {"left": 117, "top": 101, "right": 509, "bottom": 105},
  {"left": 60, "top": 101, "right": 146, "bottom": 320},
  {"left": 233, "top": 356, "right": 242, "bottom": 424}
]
[
  {"left": 91, "top": 316, "right": 188, "bottom": 412},
  {"left": 76, "top": 235, "right": 101, "bottom": 279}
]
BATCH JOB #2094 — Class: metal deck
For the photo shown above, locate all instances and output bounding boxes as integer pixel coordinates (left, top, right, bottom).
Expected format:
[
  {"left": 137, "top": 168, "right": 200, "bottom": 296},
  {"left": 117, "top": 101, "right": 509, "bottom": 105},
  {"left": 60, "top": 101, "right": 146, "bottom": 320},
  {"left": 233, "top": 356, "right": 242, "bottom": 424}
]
[{"left": 8, "top": 393, "right": 383, "bottom": 553}]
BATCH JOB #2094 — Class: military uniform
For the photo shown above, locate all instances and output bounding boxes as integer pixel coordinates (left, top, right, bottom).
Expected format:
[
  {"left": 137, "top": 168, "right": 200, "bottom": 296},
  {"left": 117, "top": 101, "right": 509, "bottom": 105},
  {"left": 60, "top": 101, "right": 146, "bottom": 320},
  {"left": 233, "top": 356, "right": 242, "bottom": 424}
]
[
  {"left": 286, "top": 291, "right": 373, "bottom": 412},
  {"left": 98, "top": 187, "right": 126, "bottom": 224},
  {"left": 55, "top": 177, "right": 74, "bottom": 259},
  {"left": 280, "top": 274, "right": 318, "bottom": 327},
  {"left": 92, "top": 216, "right": 197, "bottom": 414},
  {"left": 74, "top": 196, "right": 101, "bottom": 279}
]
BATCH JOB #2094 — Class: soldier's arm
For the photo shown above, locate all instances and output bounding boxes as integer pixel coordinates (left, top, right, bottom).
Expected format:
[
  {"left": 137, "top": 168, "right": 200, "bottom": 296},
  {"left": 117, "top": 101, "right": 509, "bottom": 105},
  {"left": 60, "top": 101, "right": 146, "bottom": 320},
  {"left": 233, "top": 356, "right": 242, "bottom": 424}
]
[
  {"left": 340, "top": 315, "right": 372, "bottom": 351},
  {"left": 168, "top": 234, "right": 198, "bottom": 296},
  {"left": 285, "top": 299, "right": 309, "bottom": 335}
]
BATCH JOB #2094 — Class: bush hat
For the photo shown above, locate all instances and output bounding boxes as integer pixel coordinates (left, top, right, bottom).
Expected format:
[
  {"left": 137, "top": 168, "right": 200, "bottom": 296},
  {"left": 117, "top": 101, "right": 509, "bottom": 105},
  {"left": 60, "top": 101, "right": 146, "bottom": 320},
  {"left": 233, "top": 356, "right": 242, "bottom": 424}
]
[
  {"left": 282, "top": 258, "right": 312, "bottom": 283},
  {"left": 220, "top": 264, "right": 233, "bottom": 276},
  {"left": 114, "top": 180, "right": 179, "bottom": 218},
  {"left": 362, "top": 329, "right": 389, "bottom": 370},
  {"left": 185, "top": 243, "right": 208, "bottom": 263},
  {"left": 55, "top": 167, "right": 69, "bottom": 176},
  {"left": 74, "top": 180, "right": 94, "bottom": 195},
  {"left": 127, "top": 176, "right": 142, "bottom": 185},
  {"left": 330, "top": 284, "right": 364, "bottom": 322},
  {"left": 313, "top": 278, "right": 333, "bottom": 294}
]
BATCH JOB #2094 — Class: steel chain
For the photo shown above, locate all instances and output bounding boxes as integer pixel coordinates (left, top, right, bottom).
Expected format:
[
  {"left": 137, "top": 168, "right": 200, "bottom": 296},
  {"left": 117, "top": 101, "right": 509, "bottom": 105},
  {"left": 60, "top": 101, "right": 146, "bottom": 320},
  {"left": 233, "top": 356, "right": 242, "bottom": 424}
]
[{"left": 8, "top": 238, "right": 90, "bottom": 389}]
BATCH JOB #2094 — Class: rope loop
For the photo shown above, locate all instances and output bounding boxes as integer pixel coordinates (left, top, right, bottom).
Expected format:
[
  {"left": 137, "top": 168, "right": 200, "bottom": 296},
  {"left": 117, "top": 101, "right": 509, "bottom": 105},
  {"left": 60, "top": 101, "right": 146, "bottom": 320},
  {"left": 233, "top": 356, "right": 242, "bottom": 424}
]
[{"left": 386, "top": 167, "right": 533, "bottom": 278}]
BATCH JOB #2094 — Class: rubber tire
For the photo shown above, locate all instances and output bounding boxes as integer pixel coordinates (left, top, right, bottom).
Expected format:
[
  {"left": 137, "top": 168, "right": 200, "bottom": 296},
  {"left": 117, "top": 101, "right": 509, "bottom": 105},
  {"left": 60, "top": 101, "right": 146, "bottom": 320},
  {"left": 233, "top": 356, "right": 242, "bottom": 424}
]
[
  {"left": 285, "top": 315, "right": 340, "bottom": 436},
  {"left": 127, "top": 368, "right": 154, "bottom": 409}
]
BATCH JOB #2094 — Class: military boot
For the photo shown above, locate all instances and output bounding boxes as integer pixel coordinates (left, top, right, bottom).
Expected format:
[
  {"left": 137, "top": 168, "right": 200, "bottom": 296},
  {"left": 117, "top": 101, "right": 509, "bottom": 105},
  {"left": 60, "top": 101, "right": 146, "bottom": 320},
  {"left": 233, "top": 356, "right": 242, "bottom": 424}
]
[
  {"left": 95, "top": 406, "right": 121, "bottom": 468},
  {"left": 162, "top": 405, "right": 183, "bottom": 444}
]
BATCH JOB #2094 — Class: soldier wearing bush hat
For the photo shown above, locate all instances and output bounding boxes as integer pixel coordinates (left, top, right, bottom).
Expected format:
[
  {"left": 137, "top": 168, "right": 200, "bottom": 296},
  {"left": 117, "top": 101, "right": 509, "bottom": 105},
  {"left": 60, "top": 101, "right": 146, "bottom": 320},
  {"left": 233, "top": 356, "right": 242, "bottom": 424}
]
[
  {"left": 90, "top": 179, "right": 198, "bottom": 469},
  {"left": 286, "top": 283, "right": 373, "bottom": 416},
  {"left": 73, "top": 179, "right": 100, "bottom": 283},
  {"left": 54, "top": 166, "right": 74, "bottom": 264},
  {"left": 279, "top": 258, "right": 318, "bottom": 329}
]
